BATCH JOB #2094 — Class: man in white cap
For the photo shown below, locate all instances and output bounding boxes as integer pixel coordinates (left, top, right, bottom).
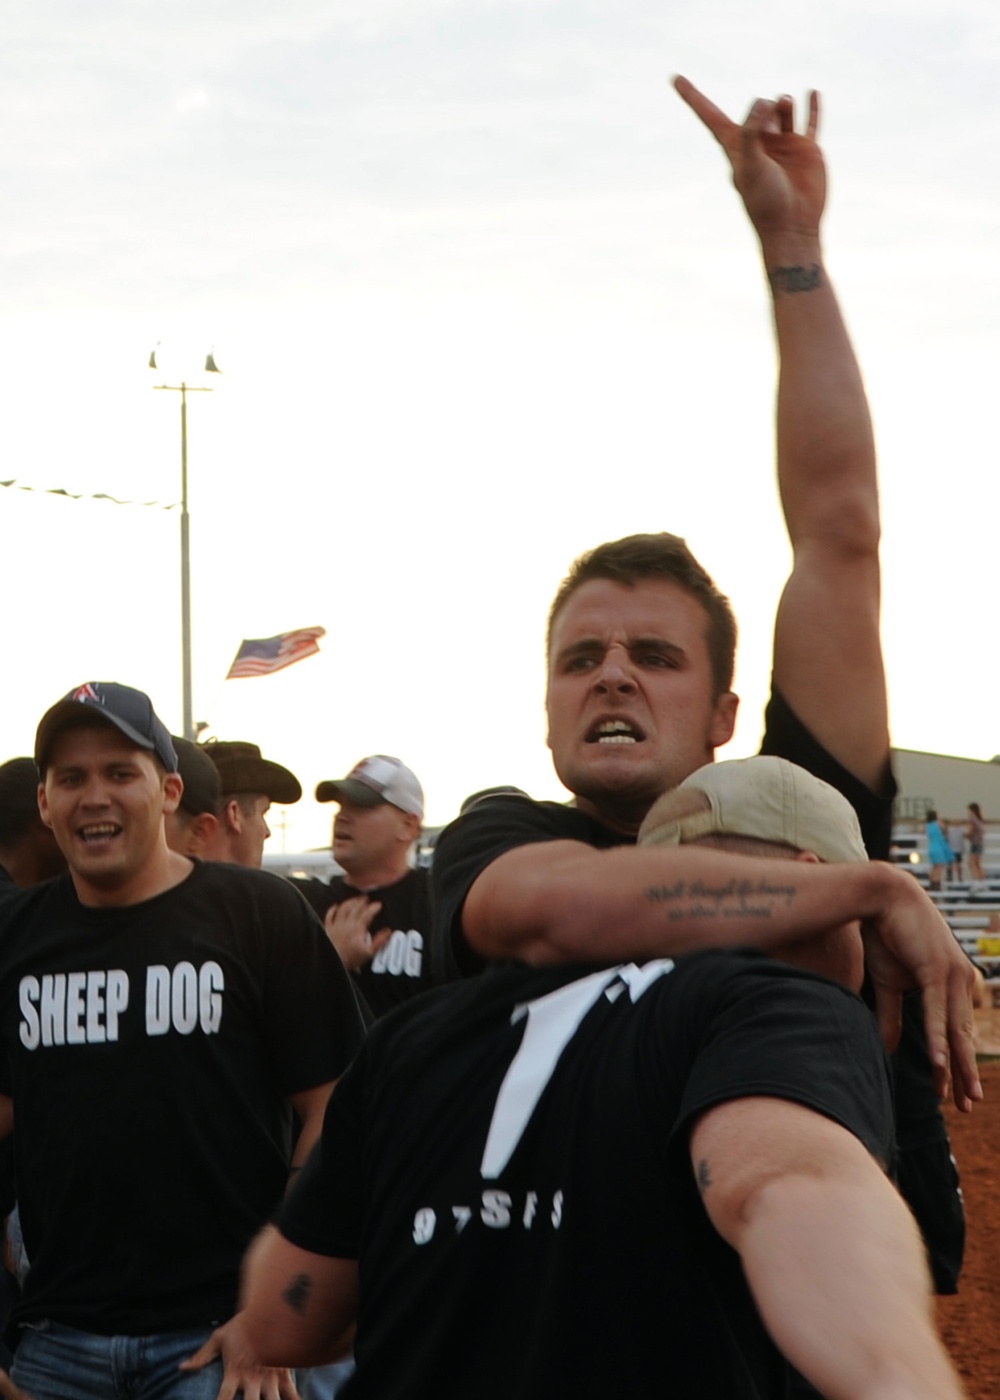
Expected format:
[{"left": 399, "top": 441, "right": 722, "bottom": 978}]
[
  {"left": 235, "top": 755, "right": 965, "bottom": 1400},
  {"left": 292, "top": 756, "right": 443, "bottom": 1020}
]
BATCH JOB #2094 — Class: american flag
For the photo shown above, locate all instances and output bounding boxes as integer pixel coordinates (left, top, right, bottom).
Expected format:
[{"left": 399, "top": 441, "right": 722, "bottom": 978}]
[{"left": 226, "top": 627, "right": 326, "bottom": 679}]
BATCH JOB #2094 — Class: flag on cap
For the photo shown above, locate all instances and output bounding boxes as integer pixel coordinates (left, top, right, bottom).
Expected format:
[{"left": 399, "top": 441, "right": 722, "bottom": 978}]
[{"left": 226, "top": 627, "right": 326, "bottom": 679}]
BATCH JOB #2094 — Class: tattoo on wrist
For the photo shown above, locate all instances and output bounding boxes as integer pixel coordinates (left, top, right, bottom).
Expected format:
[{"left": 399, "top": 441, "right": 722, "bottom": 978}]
[
  {"left": 696, "top": 1158, "right": 712, "bottom": 1196},
  {"left": 768, "top": 263, "right": 821, "bottom": 294},
  {"left": 283, "top": 1272, "right": 313, "bottom": 1316},
  {"left": 644, "top": 877, "right": 796, "bottom": 920}
]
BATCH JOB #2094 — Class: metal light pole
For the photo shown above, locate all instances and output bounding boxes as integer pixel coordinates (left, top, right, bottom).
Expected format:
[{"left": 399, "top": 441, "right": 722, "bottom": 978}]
[{"left": 150, "top": 349, "right": 221, "bottom": 740}]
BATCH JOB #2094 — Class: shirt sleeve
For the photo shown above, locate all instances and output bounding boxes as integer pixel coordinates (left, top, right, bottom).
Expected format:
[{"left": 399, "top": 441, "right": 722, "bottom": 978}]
[
  {"left": 430, "top": 797, "right": 583, "bottom": 980},
  {"left": 666, "top": 957, "right": 895, "bottom": 1171},
  {"left": 759, "top": 685, "right": 896, "bottom": 861}
]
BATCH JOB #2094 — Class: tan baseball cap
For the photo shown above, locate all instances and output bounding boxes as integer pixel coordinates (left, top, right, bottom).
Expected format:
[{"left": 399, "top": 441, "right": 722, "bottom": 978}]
[{"left": 637, "top": 755, "right": 868, "bottom": 865}]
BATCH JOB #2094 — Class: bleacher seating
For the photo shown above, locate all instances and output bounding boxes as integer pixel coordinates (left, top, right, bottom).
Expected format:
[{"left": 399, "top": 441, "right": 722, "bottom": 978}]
[{"left": 892, "top": 822, "right": 1000, "bottom": 998}]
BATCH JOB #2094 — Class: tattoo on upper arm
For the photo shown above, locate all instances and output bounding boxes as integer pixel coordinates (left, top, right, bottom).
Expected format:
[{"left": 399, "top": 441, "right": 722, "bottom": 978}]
[
  {"left": 643, "top": 878, "right": 796, "bottom": 920},
  {"left": 768, "top": 263, "right": 821, "bottom": 295},
  {"left": 282, "top": 1272, "right": 313, "bottom": 1316},
  {"left": 696, "top": 1158, "right": 713, "bottom": 1196}
]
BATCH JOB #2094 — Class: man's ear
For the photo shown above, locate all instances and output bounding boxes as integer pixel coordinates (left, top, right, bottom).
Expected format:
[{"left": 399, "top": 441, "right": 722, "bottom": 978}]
[
  {"left": 37, "top": 784, "right": 53, "bottom": 831},
  {"left": 223, "top": 798, "right": 243, "bottom": 834},
  {"left": 191, "top": 812, "right": 221, "bottom": 853},
  {"left": 401, "top": 812, "right": 421, "bottom": 844},
  {"left": 709, "top": 690, "right": 739, "bottom": 750},
  {"left": 163, "top": 773, "right": 183, "bottom": 816},
  {"left": 793, "top": 850, "right": 821, "bottom": 865}
]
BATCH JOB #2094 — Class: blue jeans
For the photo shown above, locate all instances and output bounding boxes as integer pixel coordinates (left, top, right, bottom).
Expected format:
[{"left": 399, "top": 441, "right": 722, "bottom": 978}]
[
  {"left": 296, "top": 1358, "right": 355, "bottom": 1399},
  {"left": 11, "top": 1321, "right": 222, "bottom": 1400}
]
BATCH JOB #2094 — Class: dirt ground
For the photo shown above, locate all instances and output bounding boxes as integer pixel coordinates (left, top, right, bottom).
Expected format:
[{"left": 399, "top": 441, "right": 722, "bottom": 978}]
[{"left": 935, "top": 1015, "right": 1000, "bottom": 1398}]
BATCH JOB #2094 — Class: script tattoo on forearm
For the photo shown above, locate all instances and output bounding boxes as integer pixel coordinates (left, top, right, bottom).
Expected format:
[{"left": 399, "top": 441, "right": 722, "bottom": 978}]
[
  {"left": 644, "top": 878, "right": 797, "bottom": 920},
  {"left": 768, "top": 263, "right": 821, "bottom": 294},
  {"left": 282, "top": 1272, "right": 313, "bottom": 1316}
]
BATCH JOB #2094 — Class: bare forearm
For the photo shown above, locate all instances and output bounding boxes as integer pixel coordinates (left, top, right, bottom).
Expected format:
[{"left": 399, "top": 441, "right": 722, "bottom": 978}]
[
  {"left": 241, "top": 1225, "right": 357, "bottom": 1368},
  {"left": 740, "top": 1173, "right": 964, "bottom": 1400},
  {"left": 467, "top": 841, "right": 903, "bottom": 966},
  {"left": 694, "top": 1100, "right": 966, "bottom": 1400}
]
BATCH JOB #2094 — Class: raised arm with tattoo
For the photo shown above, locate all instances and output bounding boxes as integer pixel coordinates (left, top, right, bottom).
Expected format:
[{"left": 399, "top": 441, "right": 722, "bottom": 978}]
[
  {"left": 673, "top": 76, "right": 888, "bottom": 792},
  {"left": 431, "top": 80, "right": 980, "bottom": 1119}
]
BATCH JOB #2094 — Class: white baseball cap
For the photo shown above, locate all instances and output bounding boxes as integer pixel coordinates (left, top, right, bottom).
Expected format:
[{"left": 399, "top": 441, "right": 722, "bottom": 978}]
[{"left": 315, "top": 754, "right": 424, "bottom": 819}]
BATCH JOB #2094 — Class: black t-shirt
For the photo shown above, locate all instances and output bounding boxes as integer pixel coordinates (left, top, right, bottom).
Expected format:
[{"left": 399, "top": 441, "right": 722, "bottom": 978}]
[
  {"left": 0, "top": 861, "right": 366, "bottom": 1334},
  {"left": 279, "top": 951, "right": 893, "bottom": 1400},
  {"left": 291, "top": 869, "right": 442, "bottom": 1019},
  {"left": 430, "top": 685, "right": 963, "bottom": 1293}
]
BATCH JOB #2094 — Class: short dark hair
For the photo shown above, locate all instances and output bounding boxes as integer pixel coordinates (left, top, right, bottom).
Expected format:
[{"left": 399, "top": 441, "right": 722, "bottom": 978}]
[
  {"left": 0, "top": 758, "right": 42, "bottom": 846},
  {"left": 547, "top": 533, "right": 738, "bottom": 696},
  {"left": 229, "top": 792, "right": 266, "bottom": 818}
]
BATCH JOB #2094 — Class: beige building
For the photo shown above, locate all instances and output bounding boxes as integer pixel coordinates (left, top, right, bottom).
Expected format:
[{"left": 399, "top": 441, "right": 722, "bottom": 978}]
[{"left": 892, "top": 748, "right": 1000, "bottom": 824}]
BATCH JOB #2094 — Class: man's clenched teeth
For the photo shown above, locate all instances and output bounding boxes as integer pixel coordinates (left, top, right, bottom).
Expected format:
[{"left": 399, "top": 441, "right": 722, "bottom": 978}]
[
  {"left": 78, "top": 823, "right": 121, "bottom": 843},
  {"left": 590, "top": 719, "right": 643, "bottom": 745}
]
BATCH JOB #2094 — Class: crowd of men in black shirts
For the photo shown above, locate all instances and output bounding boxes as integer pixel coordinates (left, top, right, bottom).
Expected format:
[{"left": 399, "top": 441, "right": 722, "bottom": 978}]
[
  {"left": 0, "top": 701, "right": 440, "bottom": 1400},
  {"left": 0, "top": 74, "right": 978, "bottom": 1400}
]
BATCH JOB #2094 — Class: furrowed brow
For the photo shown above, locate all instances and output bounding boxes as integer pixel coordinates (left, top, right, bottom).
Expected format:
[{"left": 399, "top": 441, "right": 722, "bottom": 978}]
[{"left": 629, "top": 636, "right": 686, "bottom": 659}]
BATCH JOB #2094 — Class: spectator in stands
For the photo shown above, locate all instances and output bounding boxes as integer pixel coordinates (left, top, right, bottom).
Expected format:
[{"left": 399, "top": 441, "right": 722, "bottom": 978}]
[
  {"left": 948, "top": 817, "right": 965, "bottom": 884},
  {"left": 0, "top": 759, "right": 66, "bottom": 890},
  {"left": 201, "top": 740, "right": 302, "bottom": 869},
  {"left": 966, "top": 802, "right": 986, "bottom": 884},
  {"left": 925, "top": 809, "right": 952, "bottom": 892}
]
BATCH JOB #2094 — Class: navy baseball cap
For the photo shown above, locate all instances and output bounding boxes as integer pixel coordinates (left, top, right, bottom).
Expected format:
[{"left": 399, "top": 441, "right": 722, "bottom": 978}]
[{"left": 35, "top": 683, "right": 179, "bottom": 775}]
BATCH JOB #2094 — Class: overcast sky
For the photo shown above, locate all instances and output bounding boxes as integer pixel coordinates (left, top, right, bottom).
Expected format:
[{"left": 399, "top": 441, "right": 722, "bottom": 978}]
[{"left": 2, "top": 0, "right": 999, "bottom": 846}]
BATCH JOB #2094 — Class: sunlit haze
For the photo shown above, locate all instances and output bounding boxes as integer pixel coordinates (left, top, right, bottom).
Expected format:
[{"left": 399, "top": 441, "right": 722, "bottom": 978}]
[{"left": 3, "top": 1, "right": 998, "bottom": 849}]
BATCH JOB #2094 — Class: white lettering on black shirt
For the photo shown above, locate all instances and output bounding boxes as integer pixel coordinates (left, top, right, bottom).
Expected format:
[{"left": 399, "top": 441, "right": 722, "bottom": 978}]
[
  {"left": 370, "top": 930, "right": 423, "bottom": 978},
  {"left": 17, "top": 961, "right": 225, "bottom": 1048}
]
